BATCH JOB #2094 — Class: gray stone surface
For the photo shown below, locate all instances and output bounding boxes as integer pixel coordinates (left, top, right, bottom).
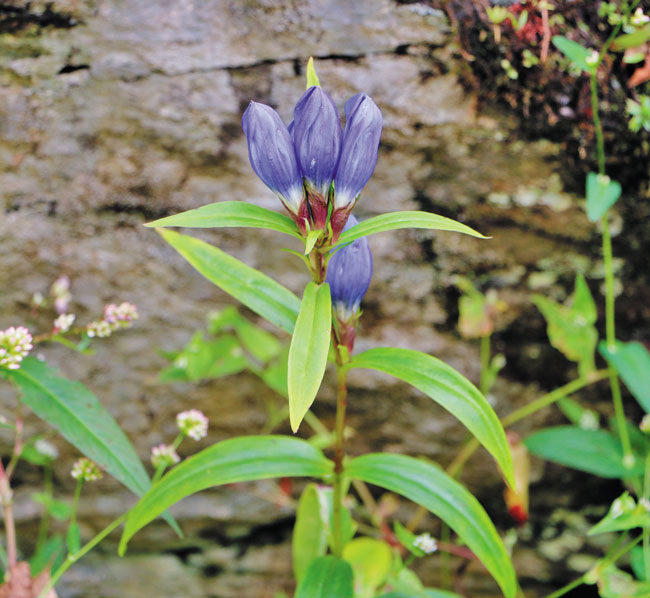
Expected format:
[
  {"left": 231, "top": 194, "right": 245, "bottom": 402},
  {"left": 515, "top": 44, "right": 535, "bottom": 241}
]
[{"left": 0, "top": 1, "right": 632, "bottom": 596}]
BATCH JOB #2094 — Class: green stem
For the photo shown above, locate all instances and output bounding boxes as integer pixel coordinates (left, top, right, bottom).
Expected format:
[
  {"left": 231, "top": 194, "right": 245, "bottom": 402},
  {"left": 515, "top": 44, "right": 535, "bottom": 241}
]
[
  {"left": 37, "top": 513, "right": 127, "bottom": 598},
  {"left": 644, "top": 453, "right": 650, "bottom": 582},
  {"left": 479, "top": 334, "right": 491, "bottom": 396},
  {"left": 544, "top": 575, "right": 585, "bottom": 598},
  {"left": 332, "top": 363, "right": 349, "bottom": 557}
]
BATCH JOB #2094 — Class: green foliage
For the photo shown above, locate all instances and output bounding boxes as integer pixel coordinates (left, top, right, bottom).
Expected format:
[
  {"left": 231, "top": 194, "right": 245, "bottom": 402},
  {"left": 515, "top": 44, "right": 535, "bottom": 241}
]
[
  {"left": 346, "top": 453, "right": 517, "bottom": 598},
  {"left": 393, "top": 521, "right": 426, "bottom": 558},
  {"left": 524, "top": 427, "right": 644, "bottom": 478},
  {"left": 336, "top": 211, "right": 487, "bottom": 245},
  {"left": 8, "top": 357, "right": 152, "bottom": 498},
  {"left": 295, "top": 556, "right": 354, "bottom": 598},
  {"left": 31, "top": 493, "right": 72, "bottom": 521},
  {"left": 589, "top": 492, "right": 650, "bottom": 535},
  {"left": 66, "top": 522, "right": 81, "bottom": 554},
  {"left": 626, "top": 96, "right": 650, "bottom": 133},
  {"left": 119, "top": 436, "right": 333, "bottom": 553},
  {"left": 158, "top": 228, "right": 300, "bottom": 334},
  {"left": 288, "top": 282, "right": 332, "bottom": 433},
  {"left": 592, "top": 565, "right": 650, "bottom": 598},
  {"left": 600, "top": 340, "right": 650, "bottom": 413},
  {"left": 29, "top": 535, "right": 65, "bottom": 577},
  {"left": 146, "top": 201, "right": 301, "bottom": 238},
  {"left": 293, "top": 484, "right": 328, "bottom": 584},
  {"left": 343, "top": 538, "right": 393, "bottom": 598},
  {"left": 347, "top": 347, "right": 514, "bottom": 487},
  {"left": 533, "top": 275, "right": 598, "bottom": 377},
  {"left": 586, "top": 172, "right": 622, "bottom": 222},
  {"left": 552, "top": 35, "right": 598, "bottom": 74}
]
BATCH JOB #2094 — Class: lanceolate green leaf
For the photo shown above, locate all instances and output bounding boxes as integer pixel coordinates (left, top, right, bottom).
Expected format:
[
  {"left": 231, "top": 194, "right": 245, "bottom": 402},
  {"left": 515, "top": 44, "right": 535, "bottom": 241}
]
[
  {"left": 337, "top": 211, "right": 487, "bottom": 245},
  {"left": 524, "top": 426, "right": 645, "bottom": 478},
  {"left": 346, "top": 453, "right": 517, "bottom": 598},
  {"left": 288, "top": 282, "right": 332, "bottom": 433},
  {"left": 158, "top": 228, "right": 300, "bottom": 334},
  {"left": 586, "top": 172, "right": 622, "bottom": 222},
  {"left": 146, "top": 201, "right": 301, "bottom": 239},
  {"left": 599, "top": 340, "right": 650, "bottom": 413},
  {"left": 9, "top": 357, "right": 151, "bottom": 496},
  {"left": 347, "top": 348, "right": 514, "bottom": 487},
  {"left": 295, "top": 556, "right": 354, "bottom": 598},
  {"left": 293, "top": 484, "right": 328, "bottom": 584},
  {"left": 552, "top": 35, "right": 595, "bottom": 73},
  {"left": 120, "top": 436, "right": 333, "bottom": 553}
]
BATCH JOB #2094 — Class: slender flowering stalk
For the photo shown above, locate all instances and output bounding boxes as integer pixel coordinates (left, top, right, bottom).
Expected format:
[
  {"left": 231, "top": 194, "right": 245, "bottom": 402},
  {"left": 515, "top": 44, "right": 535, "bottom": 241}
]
[
  {"left": 150, "top": 444, "right": 180, "bottom": 469},
  {"left": 70, "top": 458, "right": 102, "bottom": 482}
]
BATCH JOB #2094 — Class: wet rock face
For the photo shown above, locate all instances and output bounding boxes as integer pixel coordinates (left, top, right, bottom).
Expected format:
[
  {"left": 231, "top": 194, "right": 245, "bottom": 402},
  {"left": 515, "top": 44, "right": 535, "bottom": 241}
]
[{"left": 0, "top": 1, "right": 640, "bottom": 596}]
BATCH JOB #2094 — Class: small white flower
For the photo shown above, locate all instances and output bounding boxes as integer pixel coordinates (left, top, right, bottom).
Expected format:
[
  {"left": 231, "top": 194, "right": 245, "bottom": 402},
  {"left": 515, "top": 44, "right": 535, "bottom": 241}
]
[
  {"left": 0, "top": 326, "right": 33, "bottom": 370},
  {"left": 35, "top": 438, "right": 59, "bottom": 460},
  {"left": 579, "top": 410, "right": 599, "bottom": 431},
  {"left": 413, "top": 533, "right": 438, "bottom": 555},
  {"left": 71, "top": 458, "right": 103, "bottom": 482},
  {"left": 151, "top": 444, "right": 181, "bottom": 469},
  {"left": 86, "top": 320, "right": 113, "bottom": 338},
  {"left": 103, "top": 302, "right": 138, "bottom": 327},
  {"left": 177, "top": 409, "right": 209, "bottom": 441},
  {"left": 639, "top": 497, "right": 650, "bottom": 512},
  {"left": 53, "top": 313, "right": 75, "bottom": 334},
  {"left": 585, "top": 50, "right": 600, "bottom": 67},
  {"left": 632, "top": 8, "right": 650, "bottom": 26},
  {"left": 640, "top": 414, "right": 650, "bottom": 433}
]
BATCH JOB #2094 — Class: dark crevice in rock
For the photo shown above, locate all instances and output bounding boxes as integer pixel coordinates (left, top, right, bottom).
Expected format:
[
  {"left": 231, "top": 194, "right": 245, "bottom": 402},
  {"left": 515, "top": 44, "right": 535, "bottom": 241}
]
[
  {"left": 0, "top": 2, "right": 79, "bottom": 34},
  {"left": 197, "top": 516, "right": 294, "bottom": 555},
  {"left": 97, "top": 202, "right": 172, "bottom": 221},
  {"left": 57, "top": 63, "right": 89, "bottom": 75}
]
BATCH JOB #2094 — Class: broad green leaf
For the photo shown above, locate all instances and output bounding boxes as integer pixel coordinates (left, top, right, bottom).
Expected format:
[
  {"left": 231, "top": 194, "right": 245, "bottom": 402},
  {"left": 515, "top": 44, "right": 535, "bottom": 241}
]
[
  {"left": 159, "top": 333, "right": 249, "bottom": 383},
  {"left": 29, "top": 534, "right": 64, "bottom": 577},
  {"left": 208, "top": 306, "right": 243, "bottom": 333},
  {"left": 234, "top": 318, "right": 283, "bottom": 363},
  {"left": 8, "top": 357, "right": 152, "bottom": 497},
  {"left": 261, "top": 346, "right": 290, "bottom": 398},
  {"left": 586, "top": 172, "right": 622, "bottom": 222},
  {"left": 120, "top": 435, "right": 332, "bottom": 553},
  {"left": 599, "top": 341, "right": 650, "bottom": 412},
  {"left": 533, "top": 274, "right": 598, "bottom": 377},
  {"left": 146, "top": 201, "right": 301, "bottom": 238},
  {"left": 347, "top": 454, "right": 517, "bottom": 598},
  {"left": 589, "top": 492, "right": 650, "bottom": 535},
  {"left": 524, "top": 426, "right": 644, "bottom": 478},
  {"left": 288, "top": 282, "right": 332, "bottom": 433},
  {"left": 343, "top": 538, "right": 393, "bottom": 598},
  {"left": 295, "top": 556, "right": 353, "bottom": 598},
  {"left": 347, "top": 348, "right": 514, "bottom": 487},
  {"left": 293, "top": 484, "right": 328, "bottom": 584},
  {"left": 612, "top": 25, "right": 650, "bottom": 51},
  {"left": 378, "top": 591, "right": 462, "bottom": 598},
  {"left": 306, "top": 57, "right": 321, "bottom": 89},
  {"left": 336, "top": 211, "right": 487, "bottom": 245},
  {"left": 552, "top": 35, "right": 595, "bottom": 73},
  {"left": 158, "top": 229, "right": 300, "bottom": 334}
]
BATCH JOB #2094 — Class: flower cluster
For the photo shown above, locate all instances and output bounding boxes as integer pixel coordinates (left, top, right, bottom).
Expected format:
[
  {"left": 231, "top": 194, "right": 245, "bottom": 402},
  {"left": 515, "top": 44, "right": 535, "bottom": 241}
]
[
  {"left": 87, "top": 302, "right": 138, "bottom": 338},
  {"left": 51, "top": 275, "right": 71, "bottom": 314},
  {"left": 71, "top": 458, "right": 103, "bottom": 482},
  {"left": 150, "top": 444, "right": 181, "bottom": 469},
  {"left": 0, "top": 326, "right": 33, "bottom": 370},
  {"left": 413, "top": 532, "right": 438, "bottom": 555},
  {"left": 53, "top": 313, "right": 76, "bottom": 334},
  {"left": 242, "top": 83, "right": 382, "bottom": 238},
  {"left": 177, "top": 409, "right": 208, "bottom": 441}
]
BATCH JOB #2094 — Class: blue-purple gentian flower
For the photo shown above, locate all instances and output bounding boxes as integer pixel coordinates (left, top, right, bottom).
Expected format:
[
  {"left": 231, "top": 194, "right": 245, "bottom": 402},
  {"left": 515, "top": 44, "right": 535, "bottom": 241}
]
[
  {"left": 242, "top": 84, "right": 382, "bottom": 238},
  {"left": 326, "top": 215, "right": 373, "bottom": 351}
]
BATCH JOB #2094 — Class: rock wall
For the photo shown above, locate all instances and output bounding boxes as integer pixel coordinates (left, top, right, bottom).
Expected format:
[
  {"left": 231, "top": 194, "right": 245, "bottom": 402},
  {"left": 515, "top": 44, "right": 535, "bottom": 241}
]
[{"left": 0, "top": 1, "right": 640, "bottom": 596}]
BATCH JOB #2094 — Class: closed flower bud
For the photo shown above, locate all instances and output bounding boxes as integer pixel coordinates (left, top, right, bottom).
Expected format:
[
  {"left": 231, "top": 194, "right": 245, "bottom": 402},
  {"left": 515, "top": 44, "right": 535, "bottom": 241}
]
[
  {"left": 293, "top": 87, "right": 342, "bottom": 229},
  {"left": 326, "top": 215, "right": 373, "bottom": 351},
  {"left": 333, "top": 93, "right": 382, "bottom": 211},
  {"left": 242, "top": 102, "right": 305, "bottom": 216}
]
